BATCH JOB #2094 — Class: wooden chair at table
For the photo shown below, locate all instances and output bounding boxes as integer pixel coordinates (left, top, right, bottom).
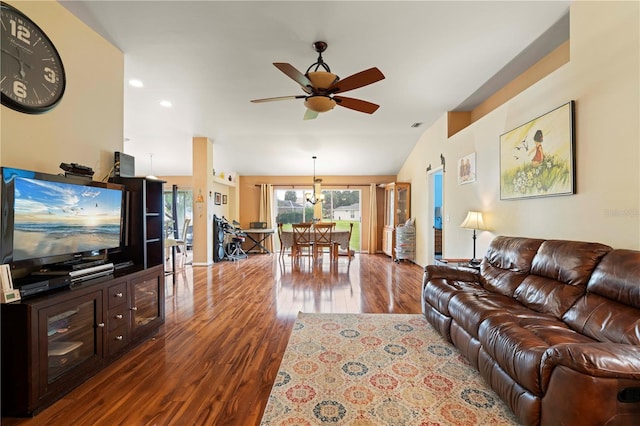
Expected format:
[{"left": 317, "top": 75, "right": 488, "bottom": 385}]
[
  {"left": 313, "top": 222, "right": 336, "bottom": 261},
  {"left": 291, "top": 223, "right": 314, "bottom": 260},
  {"left": 277, "top": 223, "right": 292, "bottom": 259},
  {"left": 345, "top": 222, "right": 354, "bottom": 262}
]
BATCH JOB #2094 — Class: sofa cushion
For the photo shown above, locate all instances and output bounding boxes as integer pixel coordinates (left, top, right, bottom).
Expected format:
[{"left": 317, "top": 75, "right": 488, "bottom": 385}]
[
  {"left": 423, "top": 278, "right": 483, "bottom": 315},
  {"left": 563, "top": 249, "right": 640, "bottom": 345},
  {"left": 481, "top": 236, "right": 544, "bottom": 297},
  {"left": 479, "top": 314, "right": 595, "bottom": 396},
  {"left": 448, "top": 291, "right": 532, "bottom": 338},
  {"left": 513, "top": 240, "right": 612, "bottom": 318},
  {"left": 586, "top": 249, "right": 640, "bottom": 309}
]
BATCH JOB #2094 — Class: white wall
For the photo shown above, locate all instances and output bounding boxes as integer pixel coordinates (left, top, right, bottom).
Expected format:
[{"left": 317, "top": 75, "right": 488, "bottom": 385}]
[
  {"left": 399, "top": 1, "right": 640, "bottom": 266},
  {"left": 1, "top": 0, "right": 124, "bottom": 179}
]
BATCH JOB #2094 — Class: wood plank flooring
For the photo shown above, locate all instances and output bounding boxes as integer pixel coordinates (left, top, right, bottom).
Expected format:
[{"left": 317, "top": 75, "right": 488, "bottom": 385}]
[{"left": 3, "top": 253, "right": 424, "bottom": 426}]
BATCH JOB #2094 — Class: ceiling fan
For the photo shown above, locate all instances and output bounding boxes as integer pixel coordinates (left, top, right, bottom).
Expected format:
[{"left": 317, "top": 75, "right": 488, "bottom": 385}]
[{"left": 251, "top": 41, "right": 385, "bottom": 120}]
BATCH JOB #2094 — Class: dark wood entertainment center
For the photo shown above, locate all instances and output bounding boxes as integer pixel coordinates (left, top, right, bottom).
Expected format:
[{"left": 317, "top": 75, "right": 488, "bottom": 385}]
[{"left": 1, "top": 177, "right": 166, "bottom": 417}]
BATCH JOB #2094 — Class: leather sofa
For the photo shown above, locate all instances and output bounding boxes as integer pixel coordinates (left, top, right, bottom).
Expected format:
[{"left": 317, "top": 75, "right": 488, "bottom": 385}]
[{"left": 422, "top": 236, "right": 640, "bottom": 425}]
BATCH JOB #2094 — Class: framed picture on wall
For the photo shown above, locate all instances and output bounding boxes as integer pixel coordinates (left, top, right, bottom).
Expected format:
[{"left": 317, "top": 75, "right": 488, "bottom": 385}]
[
  {"left": 500, "top": 101, "right": 576, "bottom": 200},
  {"left": 458, "top": 152, "right": 476, "bottom": 185},
  {"left": 222, "top": 195, "right": 227, "bottom": 204},
  {"left": 214, "top": 192, "right": 221, "bottom": 205}
]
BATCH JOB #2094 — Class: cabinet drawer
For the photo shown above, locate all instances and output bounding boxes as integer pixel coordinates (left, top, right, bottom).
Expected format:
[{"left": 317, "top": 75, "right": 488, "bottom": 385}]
[
  {"left": 108, "top": 282, "right": 127, "bottom": 309},
  {"left": 108, "top": 305, "right": 130, "bottom": 331},
  {"left": 107, "top": 326, "right": 129, "bottom": 356}
]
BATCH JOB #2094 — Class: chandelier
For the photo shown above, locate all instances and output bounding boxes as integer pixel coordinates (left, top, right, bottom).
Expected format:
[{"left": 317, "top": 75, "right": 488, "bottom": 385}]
[{"left": 305, "top": 156, "right": 325, "bottom": 205}]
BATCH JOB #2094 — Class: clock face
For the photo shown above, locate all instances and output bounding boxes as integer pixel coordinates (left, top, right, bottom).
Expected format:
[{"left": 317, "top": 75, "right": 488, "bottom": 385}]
[{"left": 1, "top": 2, "right": 66, "bottom": 114}]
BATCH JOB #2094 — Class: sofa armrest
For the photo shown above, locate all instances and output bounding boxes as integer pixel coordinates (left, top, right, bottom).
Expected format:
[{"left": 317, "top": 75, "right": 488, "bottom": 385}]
[
  {"left": 424, "top": 264, "right": 481, "bottom": 283},
  {"left": 541, "top": 342, "right": 640, "bottom": 392}
]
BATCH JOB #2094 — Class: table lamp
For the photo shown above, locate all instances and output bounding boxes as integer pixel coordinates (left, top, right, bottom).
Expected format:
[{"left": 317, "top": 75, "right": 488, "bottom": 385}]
[{"left": 460, "top": 211, "right": 487, "bottom": 265}]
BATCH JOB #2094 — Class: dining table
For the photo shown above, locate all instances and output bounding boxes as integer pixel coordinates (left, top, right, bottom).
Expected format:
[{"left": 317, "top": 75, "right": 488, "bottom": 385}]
[{"left": 280, "top": 229, "right": 351, "bottom": 254}]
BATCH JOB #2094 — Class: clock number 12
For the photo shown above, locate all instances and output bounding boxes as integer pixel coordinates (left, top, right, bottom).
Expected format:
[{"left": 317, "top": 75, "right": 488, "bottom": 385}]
[{"left": 9, "top": 19, "right": 31, "bottom": 44}]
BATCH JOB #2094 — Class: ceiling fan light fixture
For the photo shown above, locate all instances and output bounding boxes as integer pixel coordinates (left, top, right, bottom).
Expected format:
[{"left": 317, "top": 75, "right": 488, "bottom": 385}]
[
  {"left": 307, "top": 71, "right": 338, "bottom": 89},
  {"left": 304, "top": 95, "right": 336, "bottom": 113}
]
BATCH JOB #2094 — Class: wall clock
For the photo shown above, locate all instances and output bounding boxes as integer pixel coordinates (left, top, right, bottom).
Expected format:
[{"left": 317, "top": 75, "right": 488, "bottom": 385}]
[{"left": 1, "top": 2, "right": 66, "bottom": 114}]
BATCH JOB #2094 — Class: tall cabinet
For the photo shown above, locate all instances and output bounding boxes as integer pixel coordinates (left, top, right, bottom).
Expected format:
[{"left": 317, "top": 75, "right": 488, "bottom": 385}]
[
  {"left": 382, "top": 182, "right": 411, "bottom": 260},
  {"left": 110, "top": 177, "right": 166, "bottom": 269},
  {"left": 1, "top": 177, "right": 166, "bottom": 417}
]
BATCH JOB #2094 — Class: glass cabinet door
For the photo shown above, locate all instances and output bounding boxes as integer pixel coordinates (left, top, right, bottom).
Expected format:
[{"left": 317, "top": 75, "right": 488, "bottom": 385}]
[
  {"left": 39, "top": 291, "right": 102, "bottom": 394},
  {"left": 130, "top": 275, "right": 162, "bottom": 337},
  {"left": 384, "top": 185, "right": 395, "bottom": 227},
  {"left": 397, "top": 185, "right": 408, "bottom": 224}
]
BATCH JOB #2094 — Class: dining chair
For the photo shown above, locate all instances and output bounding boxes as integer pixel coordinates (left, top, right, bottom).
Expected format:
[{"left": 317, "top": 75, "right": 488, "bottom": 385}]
[
  {"left": 165, "top": 218, "right": 191, "bottom": 268},
  {"left": 292, "top": 222, "right": 314, "bottom": 260},
  {"left": 313, "top": 222, "right": 336, "bottom": 261},
  {"left": 346, "top": 222, "right": 354, "bottom": 262},
  {"left": 277, "top": 223, "right": 290, "bottom": 259}
]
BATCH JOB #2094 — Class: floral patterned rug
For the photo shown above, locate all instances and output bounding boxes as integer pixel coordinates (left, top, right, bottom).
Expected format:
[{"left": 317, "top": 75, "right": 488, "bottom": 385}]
[{"left": 260, "top": 313, "right": 519, "bottom": 425}]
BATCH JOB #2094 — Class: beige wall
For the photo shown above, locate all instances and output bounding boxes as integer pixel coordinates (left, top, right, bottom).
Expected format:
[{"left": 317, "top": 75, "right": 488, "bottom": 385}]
[
  {"left": 1, "top": 0, "right": 124, "bottom": 178},
  {"left": 240, "top": 175, "right": 395, "bottom": 253},
  {"left": 399, "top": 1, "right": 640, "bottom": 266}
]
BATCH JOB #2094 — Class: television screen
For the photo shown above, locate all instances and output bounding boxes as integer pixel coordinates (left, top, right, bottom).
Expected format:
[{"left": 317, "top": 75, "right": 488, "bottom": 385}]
[
  {"left": 13, "top": 177, "right": 122, "bottom": 261},
  {"left": 1, "top": 167, "right": 124, "bottom": 270}
]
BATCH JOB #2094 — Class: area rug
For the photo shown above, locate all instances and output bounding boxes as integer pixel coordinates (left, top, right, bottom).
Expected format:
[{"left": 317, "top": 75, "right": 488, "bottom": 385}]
[{"left": 260, "top": 313, "right": 519, "bottom": 425}]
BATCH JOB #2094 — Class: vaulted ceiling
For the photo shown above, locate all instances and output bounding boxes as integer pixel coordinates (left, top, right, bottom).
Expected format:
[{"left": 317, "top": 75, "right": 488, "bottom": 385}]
[{"left": 60, "top": 1, "right": 570, "bottom": 177}]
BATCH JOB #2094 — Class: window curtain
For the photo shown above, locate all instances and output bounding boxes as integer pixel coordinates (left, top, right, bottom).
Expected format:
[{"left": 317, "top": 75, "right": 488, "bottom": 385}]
[
  {"left": 259, "top": 184, "right": 274, "bottom": 252},
  {"left": 368, "top": 183, "right": 378, "bottom": 254}
]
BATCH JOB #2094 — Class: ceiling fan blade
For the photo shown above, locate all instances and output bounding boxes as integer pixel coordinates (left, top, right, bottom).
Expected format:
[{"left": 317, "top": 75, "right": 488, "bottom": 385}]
[
  {"left": 328, "top": 67, "right": 385, "bottom": 94},
  {"left": 273, "top": 63, "right": 313, "bottom": 94},
  {"left": 303, "top": 109, "right": 319, "bottom": 120},
  {"left": 334, "top": 96, "right": 380, "bottom": 114},
  {"left": 251, "top": 95, "right": 306, "bottom": 103}
]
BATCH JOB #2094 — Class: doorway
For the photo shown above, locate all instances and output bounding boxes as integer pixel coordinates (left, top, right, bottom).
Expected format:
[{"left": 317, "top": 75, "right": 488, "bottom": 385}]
[{"left": 428, "top": 169, "right": 443, "bottom": 259}]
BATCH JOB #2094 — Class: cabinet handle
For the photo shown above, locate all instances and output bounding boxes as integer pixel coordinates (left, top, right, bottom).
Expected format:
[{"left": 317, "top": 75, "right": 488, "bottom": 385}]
[
  {"left": 115, "top": 314, "right": 123, "bottom": 319},
  {"left": 115, "top": 292, "right": 124, "bottom": 298},
  {"left": 130, "top": 306, "right": 138, "bottom": 311},
  {"left": 115, "top": 335, "right": 123, "bottom": 341},
  {"left": 96, "top": 323, "right": 105, "bottom": 328}
]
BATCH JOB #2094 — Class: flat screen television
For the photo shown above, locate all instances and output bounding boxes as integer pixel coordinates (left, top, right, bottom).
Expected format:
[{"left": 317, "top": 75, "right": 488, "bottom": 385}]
[{"left": 1, "top": 167, "right": 125, "bottom": 277}]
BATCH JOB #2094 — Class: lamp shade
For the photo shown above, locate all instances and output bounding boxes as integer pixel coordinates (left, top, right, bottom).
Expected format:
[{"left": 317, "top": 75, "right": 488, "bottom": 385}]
[
  {"left": 460, "top": 211, "right": 486, "bottom": 230},
  {"left": 307, "top": 71, "right": 338, "bottom": 89},
  {"left": 304, "top": 96, "right": 336, "bottom": 113}
]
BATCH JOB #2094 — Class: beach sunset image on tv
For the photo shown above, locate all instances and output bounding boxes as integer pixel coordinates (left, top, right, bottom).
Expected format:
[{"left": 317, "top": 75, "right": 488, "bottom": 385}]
[{"left": 13, "top": 177, "right": 123, "bottom": 262}]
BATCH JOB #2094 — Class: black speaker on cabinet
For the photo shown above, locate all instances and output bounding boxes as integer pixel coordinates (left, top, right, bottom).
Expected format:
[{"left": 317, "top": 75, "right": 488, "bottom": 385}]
[{"left": 213, "top": 215, "right": 225, "bottom": 262}]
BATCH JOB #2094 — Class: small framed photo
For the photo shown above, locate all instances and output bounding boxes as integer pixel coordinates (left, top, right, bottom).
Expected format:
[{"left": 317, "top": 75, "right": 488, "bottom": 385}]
[
  {"left": 458, "top": 152, "right": 477, "bottom": 185},
  {"left": 222, "top": 195, "right": 228, "bottom": 205},
  {"left": 214, "top": 192, "right": 221, "bottom": 205}
]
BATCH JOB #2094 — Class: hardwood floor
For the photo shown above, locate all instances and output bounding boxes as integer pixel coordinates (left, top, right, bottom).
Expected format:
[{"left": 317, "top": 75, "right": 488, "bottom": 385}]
[{"left": 3, "top": 253, "right": 424, "bottom": 426}]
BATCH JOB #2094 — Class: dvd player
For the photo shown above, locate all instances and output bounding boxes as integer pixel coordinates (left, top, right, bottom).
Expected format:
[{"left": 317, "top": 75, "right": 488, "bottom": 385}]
[{"left": 18, "top": 275, "right": 72, "bottom": 298}]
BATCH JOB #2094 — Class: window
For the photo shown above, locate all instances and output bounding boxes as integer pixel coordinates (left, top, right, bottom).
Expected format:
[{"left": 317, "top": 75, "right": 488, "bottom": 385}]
[
  {"left": 274, "top": 189, "right": 314, "bottom": 230},
  {"left": 321, "top": 189, "right": 361, "bottom": 251},
  {"left": 164, "top": 189, "right": 193, "bottom": 247},
  {"left": 274, "top": 188, "right": 361, "bottom": 251}
]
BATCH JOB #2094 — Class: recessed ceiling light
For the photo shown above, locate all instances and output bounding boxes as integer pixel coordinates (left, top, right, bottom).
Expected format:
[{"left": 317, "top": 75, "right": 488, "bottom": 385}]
[
  {"left": 160, "top": 100, "right": 173, "bottom": 108},
  {"left": 128, "top": 79, "right": 144, "bottom": 88}
]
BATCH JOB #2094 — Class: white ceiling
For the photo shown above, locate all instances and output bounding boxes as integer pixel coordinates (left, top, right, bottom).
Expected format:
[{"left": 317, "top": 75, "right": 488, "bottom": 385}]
[{"left": 59, "top": 1, "right": 570, "bottom": 178}]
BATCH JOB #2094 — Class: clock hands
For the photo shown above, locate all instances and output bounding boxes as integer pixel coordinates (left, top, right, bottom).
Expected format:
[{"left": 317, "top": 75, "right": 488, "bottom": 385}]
[{"left": 1, "top": 46, "right": 34, "bottom": 80}]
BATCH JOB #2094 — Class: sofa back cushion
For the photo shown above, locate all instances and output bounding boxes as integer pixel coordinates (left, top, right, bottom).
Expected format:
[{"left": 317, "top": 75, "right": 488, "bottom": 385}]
[
  {"left": 563, "top": 249, "right": 640, "bottom": 344},
  {"left": 513, "top": 240, "right": 612, "bottom": 318},
  {"left": 481, "top": 236, "right": 544, "bottom": 297}
]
